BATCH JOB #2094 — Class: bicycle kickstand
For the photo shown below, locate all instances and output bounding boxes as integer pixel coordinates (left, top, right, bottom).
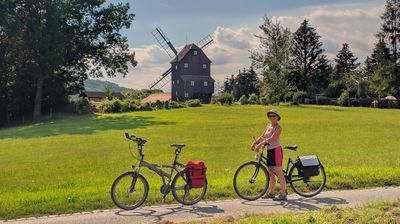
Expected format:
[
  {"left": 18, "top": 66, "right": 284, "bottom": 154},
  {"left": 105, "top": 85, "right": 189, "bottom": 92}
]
[{"left": 162, "top": 194, "right": 167, "bottom": 204}]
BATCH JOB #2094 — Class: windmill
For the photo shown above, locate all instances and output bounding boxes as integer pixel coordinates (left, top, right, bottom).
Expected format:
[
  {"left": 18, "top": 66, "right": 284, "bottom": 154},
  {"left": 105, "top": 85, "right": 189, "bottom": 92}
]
[{"left": 148, "top": 27, "right": 215, "bottom": 103}]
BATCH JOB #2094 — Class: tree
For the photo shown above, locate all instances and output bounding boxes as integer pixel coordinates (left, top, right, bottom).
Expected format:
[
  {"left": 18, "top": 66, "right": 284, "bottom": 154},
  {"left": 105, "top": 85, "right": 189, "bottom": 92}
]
[
  {"left": 251, "top": 16, "right": 294, "bottom": 104},
  {"left": 0, "top": 0, "right": 137, "bottom": 124},
  {"left": 381, "top": 0, "right": 400, "bottom": 63},
  {"left": 331, "top": 43, "right": 360, "bottom": 97},
  {"left": 380, "top": 0, "right": 400, "bottom": 98},
  {"left": 290, "top": 19, "right": 330, "bottom": 94},
  {"left": 230, "top": 67, "right": 259, "bottom": 100}
]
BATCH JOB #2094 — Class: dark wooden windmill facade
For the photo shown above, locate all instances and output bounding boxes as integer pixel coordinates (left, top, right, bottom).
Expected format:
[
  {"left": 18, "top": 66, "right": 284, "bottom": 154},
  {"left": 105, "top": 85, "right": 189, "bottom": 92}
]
[{"left": 149, "top": 27, "right": 215, "bottom": 103}]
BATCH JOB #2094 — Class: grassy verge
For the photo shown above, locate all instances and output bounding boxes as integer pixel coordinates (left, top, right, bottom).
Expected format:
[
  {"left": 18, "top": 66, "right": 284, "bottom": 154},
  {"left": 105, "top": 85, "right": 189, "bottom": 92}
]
[
  {"left": 188, "top": 198, "right": 400, "bottom": 224},
  {"left": 0, "top": 105, "right": 399, "bottom": 219}
]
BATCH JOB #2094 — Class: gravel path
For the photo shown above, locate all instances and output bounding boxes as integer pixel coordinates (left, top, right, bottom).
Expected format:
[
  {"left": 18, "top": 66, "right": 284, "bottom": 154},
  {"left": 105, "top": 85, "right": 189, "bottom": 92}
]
[{"left": 2, "top": 187, "right": 400, "bottom": 224}]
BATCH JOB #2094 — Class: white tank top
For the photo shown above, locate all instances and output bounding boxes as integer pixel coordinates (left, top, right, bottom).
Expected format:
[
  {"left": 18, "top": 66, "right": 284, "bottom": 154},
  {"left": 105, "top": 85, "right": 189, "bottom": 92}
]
[{"left": 263, "top": 124, "right": 281, "bottom": 150}]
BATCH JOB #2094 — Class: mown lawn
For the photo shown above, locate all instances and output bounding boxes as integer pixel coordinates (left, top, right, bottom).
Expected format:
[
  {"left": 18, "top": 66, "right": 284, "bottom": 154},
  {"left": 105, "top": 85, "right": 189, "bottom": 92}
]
[{"left": 0, "top": 104, "right": 399, "bottom": 219}]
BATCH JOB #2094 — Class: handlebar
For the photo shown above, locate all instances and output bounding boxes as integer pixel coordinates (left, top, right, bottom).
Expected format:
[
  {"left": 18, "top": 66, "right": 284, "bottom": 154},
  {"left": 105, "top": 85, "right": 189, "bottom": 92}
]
[{"left": 125, "top": 133, "right": 147, "bottom": 145}]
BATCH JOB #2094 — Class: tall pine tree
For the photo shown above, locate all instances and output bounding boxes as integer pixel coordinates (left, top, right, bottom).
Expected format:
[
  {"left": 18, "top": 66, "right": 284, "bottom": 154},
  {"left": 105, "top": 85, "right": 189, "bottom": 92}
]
[
  {"left": 333, "top": 43, "right": 360, "bottom": 97},
  {"left": 290, "top": 19, "right": 330, "bottom": 94}
]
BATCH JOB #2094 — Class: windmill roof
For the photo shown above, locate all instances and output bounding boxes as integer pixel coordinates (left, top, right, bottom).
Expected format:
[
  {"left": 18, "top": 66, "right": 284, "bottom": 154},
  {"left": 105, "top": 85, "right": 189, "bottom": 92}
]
[
  {"left": 170, "top": 44, "right": 211, "bottom": 63},
  {"left": 141, "top": 93, "right": 171, "bottom": 103}
]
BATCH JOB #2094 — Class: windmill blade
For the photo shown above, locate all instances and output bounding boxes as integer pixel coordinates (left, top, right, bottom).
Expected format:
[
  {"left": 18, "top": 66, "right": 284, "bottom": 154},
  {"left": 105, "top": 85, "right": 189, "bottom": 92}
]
[
  {"left": 148, "top": 68, "right": 172, "bottom": 90},
  {"left": 197, "top": 34, "right": 214, "bottom": 49},
  {"left": 151, "top": 27, "right": 178, "bottom": 58}
]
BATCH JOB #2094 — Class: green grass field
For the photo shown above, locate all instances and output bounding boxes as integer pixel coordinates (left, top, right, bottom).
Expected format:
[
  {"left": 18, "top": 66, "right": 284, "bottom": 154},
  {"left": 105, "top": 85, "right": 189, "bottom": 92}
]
[
  {"left": 190, "top": 199, "right": 400, "bottom": 224},
  {"left": 0, "top": 105, "right": 399, "bottom": 219}
]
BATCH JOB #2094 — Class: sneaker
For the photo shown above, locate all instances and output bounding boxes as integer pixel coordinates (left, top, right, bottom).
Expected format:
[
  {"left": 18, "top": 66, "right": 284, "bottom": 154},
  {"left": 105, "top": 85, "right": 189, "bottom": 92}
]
[
  {"left": 272, "top": 194, "right": 287, "bottom": 201},
  {"left": 261, "top": 193, "right": 276, "bottom": 199}
]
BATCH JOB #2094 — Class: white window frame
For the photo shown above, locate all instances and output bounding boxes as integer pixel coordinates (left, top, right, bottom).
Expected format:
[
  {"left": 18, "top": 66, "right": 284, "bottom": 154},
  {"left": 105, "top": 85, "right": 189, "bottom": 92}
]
[
  {"left": 193, "top": 50, "right": 198, "bottom": 55},
  {"left": 175, "top": 65, "right": 178, "bottom": 70},
  {"left": 177, "top": 80, "right": 179, "bottom": 85},
  {"left": 172, "top": 80, "right": 175, "bottom": 84},
  {"left": 176, "top": 91, "right": 178, "bottom": 96},
  {"left": 190, "top": 81, "right": 195, "bottom": 86},
  {"left": 203, "top": 64, "right": 207, "bottom": 69},
  {"left": 185, "top": 93, "right": 189, "bottom": 98},
  {"left": 204, "top": 81, "right": 208, "bottom": 86},
  {"left": 184, "top": 63, "right": 188, "bottom": 68}
]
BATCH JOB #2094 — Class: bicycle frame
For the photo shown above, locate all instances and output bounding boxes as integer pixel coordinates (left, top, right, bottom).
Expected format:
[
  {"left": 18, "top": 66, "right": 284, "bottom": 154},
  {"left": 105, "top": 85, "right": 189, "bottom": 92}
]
[{"left": 131, "top": 142, "right": 185, "bottom": 188}]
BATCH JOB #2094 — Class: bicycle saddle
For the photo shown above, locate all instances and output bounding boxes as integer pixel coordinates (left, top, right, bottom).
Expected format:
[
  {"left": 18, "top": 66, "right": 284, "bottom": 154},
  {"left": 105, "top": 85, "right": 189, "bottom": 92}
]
[
  {"left": 284, "top": 145, "right": 298, "bottom": 151},
  {"left": 170, "top": 144, "right": 185, "bottom": 148}
]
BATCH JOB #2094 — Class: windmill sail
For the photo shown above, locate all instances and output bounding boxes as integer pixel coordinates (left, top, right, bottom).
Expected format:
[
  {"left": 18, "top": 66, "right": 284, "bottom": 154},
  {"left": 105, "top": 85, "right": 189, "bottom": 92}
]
[
  {"left": 151, "top": 27, "right": 178, "bottom": 58},
  {"left": 197, "top": 34, "right": 214, "bottom": 49},
  {"left": 148, "top": 68, "right": 172, "bottom": 90}
]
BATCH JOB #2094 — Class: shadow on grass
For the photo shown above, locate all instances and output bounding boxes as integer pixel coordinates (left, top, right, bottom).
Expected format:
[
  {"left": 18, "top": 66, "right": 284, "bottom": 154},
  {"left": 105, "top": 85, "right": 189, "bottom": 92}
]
[
  {"left": 0, "top": 114, "right": 175, "bottom": 139},
  {"left": 115, "top": 204, "right": 224, "bottom": 222}
]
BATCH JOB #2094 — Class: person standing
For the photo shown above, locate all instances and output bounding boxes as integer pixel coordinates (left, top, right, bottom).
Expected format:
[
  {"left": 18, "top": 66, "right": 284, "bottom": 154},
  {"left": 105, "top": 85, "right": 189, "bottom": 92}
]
[{"left": 251, "top": 109, "right": 287, "bottom": 201}]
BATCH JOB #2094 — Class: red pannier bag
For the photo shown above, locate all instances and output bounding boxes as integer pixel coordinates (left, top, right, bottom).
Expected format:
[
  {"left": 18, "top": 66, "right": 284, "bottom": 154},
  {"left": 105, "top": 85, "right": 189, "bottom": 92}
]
[{"left": 185, "top": 160, "right": 207, "bottom": 188}]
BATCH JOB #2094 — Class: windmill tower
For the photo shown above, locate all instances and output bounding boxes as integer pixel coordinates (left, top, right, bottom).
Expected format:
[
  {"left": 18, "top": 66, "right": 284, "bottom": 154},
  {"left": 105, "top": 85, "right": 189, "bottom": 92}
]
[{"left": 149, "top": 27, "right": 215, "bottom": 103}]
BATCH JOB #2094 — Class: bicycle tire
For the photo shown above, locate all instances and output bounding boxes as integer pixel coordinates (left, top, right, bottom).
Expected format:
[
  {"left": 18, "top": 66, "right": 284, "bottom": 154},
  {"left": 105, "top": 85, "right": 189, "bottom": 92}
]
[
  {"left": 288, "top": 164, "right": 326, "bottom": 198},
  {"left": 111, "top": 172, "right": 149, "bottom": 210},
  {"left": 171, "top": 170, "right": 207, "bottom": 206},
  {"left": 233, "top": 161, "right": 269, "bottom": 201}
]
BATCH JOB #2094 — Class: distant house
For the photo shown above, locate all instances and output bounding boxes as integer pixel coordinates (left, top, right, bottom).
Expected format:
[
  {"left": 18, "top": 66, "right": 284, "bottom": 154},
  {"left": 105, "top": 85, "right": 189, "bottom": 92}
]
[
  {"left": 142, "top": 93, "right": 172, "bottom": 103},
  {"left": 81, "top": 91, "right": 124, "bottom": 102}
]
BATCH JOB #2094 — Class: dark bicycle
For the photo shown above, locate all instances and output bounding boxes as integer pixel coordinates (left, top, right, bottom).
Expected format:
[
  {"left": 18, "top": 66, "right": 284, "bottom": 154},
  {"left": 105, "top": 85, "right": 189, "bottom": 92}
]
[
  {"left": 111, "top": 133, "right": 207, "bottom": 210},
  {"left": 233, "top": 145, "right": 326, "bottom": 201}
]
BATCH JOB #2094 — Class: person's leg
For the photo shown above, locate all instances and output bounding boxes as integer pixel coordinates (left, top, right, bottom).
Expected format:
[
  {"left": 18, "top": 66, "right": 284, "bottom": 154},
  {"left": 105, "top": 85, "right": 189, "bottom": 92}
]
[
  {"left": 274, "top": 167, "right": 287, "bottom": 195},
  {"left": 267, "top": 167, "right": 276, "bottom": 194}
]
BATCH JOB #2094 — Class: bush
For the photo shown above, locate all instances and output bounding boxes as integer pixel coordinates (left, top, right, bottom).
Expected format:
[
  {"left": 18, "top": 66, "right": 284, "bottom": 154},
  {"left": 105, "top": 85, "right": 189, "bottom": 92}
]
[
  {"left": 98, "top": 99, "right": 122, "bottom": 113},
  {"left": 168, "top": 101, "right": 186, "bottom": 108},
  {"left": 186, "top": 99, "right": 202, "bottom": 107},
  {"left": 292, "top": 91, "right": 307, "bottom": 105},
  {"left": 151, "top": 100, "right": 164, "bottom": 110},
  {"left": 259, "top": 96, "right": 268, "bottom": 105},
  {"left": 70, "top": 97, "right": 91, "bottom": 114},
  {"left": 217, "top": 92, "right": 235, "bottom": 105},
  {"left": 121, "top": 99, "right": 141, "bottom": 112},
  {"left": 141, "top": 102, "right": 153, "bottom": 111},
  {"left": 239, "top": 95, "right": 248, "bottom": 105},
  {"left": 248, "top": 93, "right": 259, "bottom": 104},
  {"left": 337, "top": 91, "right": 350, "bottom": 106}
]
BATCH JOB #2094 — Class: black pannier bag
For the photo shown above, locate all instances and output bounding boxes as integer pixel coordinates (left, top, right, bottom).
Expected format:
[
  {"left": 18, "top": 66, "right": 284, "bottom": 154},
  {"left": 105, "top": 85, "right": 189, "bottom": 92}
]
[{"left": 296, "top": 155, "right": 320, "bottom": 177}]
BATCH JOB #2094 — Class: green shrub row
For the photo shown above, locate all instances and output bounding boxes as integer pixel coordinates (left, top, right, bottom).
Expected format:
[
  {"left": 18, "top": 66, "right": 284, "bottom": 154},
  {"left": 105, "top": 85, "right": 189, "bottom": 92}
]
[{"left": 97, "top": 99, "right": 201, "bottom": 113}]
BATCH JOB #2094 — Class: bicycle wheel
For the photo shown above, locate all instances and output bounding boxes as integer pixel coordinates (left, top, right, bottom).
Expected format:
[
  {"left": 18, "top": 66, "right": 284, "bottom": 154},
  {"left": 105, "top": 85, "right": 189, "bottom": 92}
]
[
  {"left": 171, "top": 171, "right": 207, "bottom": 205},
  {"left": 111, "top": 172, "right": 149, "bottom": 210},
  {"left": 288, "top": 164, "right": 326, "bottom": 197},
  {"left": 233, "top": 161, "right": 269, "bottom": 201}
]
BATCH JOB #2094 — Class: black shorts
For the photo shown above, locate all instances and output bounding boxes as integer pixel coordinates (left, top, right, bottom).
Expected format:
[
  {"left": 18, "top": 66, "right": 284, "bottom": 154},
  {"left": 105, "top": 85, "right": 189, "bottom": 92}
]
[{"left": 266, "top": 146, "right": 283, "bottom": 166}]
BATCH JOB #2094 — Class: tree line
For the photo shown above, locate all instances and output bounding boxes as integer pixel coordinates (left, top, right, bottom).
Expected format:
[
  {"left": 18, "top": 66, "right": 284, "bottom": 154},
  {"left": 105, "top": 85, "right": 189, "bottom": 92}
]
[
  {"left": 0, "top": 0, "right": 137, "bottom": 126},
  {"left": 224, "top": 0, "right": 400, "bottom": 106}
]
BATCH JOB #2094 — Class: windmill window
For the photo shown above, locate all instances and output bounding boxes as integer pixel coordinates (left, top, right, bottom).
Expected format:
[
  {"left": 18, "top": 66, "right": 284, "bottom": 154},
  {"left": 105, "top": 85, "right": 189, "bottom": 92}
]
[
  {"left": 172, "top": 80, "right": 175, "bottom": 84},
  {"left": 193, "top": 50, "right": 198, "bottom": 55},
  {"left": 204, "top": 81, "right": 208, "bottom": 86},
  {"left": 177, "top": 80, "right": 179, "bottom": 84},
  {"left": 203, "top": 64, "right": 207, "bottom": 69},
  {"left": 191, "top": 81, "right": 195, "bottom": 86},
  {"left": 184, "top": 63, "right": 188, "bottom": 68},
  {"left": 175, "top": 65, "right": 178, "bottom": 70},
  {"left": 185, "top": 93, "right": 189, "bottom": 98},
  {"left": 176, "top": 91, "right": 178, "bottom": 96}
]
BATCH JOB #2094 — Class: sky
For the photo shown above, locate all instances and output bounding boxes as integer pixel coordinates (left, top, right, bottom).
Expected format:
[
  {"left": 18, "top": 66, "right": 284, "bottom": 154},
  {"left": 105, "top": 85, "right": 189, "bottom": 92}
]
[{"left": 102, "top": 0, "right": 386, "bottom": 90}]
